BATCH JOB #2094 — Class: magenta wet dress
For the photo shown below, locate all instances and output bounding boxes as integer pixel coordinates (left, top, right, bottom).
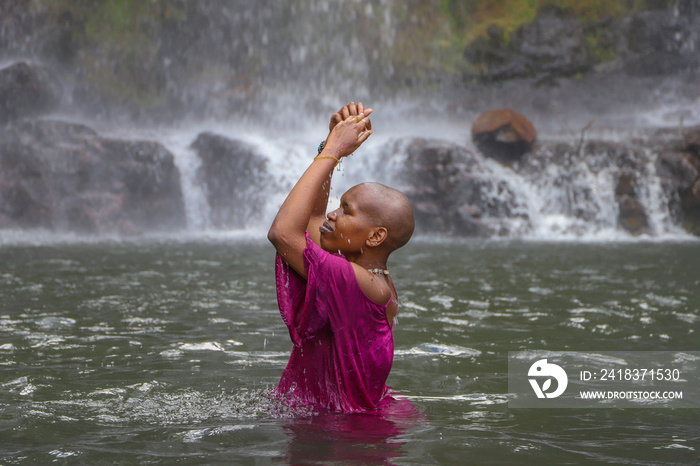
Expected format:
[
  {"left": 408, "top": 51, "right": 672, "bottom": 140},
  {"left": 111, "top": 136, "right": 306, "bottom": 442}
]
[{"left": 274, "top": 232, "right": 395, "bottom": 413}]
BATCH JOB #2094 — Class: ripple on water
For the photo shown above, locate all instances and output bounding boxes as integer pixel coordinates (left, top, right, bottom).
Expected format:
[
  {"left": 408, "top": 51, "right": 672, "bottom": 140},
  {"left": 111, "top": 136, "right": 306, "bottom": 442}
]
[
  {"left": 33, "top": 316, "right": 77, "bottom": 329},
  {"left": 179, "top": 341, "right": 225, "bottom": 352},
  {"left": 32, "top": 385, "right": 312, "bottom": 427},
  {"left": 177, "top": 424, "right": 257, "bottom": 443},
  {"left": 396, "top": 343, "right": 482, "bottom": 358},
  {"left": 675, "top": 312, "right": 699, "bottom": 324},
  {"left": 428, "top": 295, "right": 454, "bottom": 309},
  {"left": 224, "top": 351, "right": 289, "bottom": 366},
  {"left": 435, "top": 316, "right": 474, "bottom": 327}
]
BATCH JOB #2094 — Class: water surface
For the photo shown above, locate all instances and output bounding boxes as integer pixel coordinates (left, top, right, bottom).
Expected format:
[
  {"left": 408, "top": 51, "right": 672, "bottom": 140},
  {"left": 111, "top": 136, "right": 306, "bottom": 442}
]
[{"left": 1, "top": 238, "right": 698, "bottom": 464}]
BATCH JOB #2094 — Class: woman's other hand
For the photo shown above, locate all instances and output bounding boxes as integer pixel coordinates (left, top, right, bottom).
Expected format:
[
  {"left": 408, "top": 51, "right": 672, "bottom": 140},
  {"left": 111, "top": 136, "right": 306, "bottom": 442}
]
[
  {"left": 323, "top": 108, "right": 373, "bottom": 159},
  {"left": 329, "top": 102, "right": 372, "bottom": 133}
]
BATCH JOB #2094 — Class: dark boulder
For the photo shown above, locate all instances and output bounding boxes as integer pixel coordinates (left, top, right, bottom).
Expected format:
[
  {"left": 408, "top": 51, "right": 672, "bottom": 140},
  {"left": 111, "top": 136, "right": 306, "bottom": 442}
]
[
  {"left": 615, "top": 170, "right": 650, "bottom": 235},
  {"left": 684, "top": 126, "right": 700, "bottom": 154},
  {"left": 388, "top": 132, "right": 700, "bottom": 238},
  {"left": 391, "top": 138, "right": 523, "bottom": 237},
  {"left": 615, "top": 170, "right": 637, "bottom": 197},
  {"left": 519, "top": 139, "right": 660, "bottom": 236},
  {"left": 657, "top": 151, "right": 698, "bottom": 197},
  {"left": 512, "top": 5, "right": 590, "bottom": 78},
  {"left": 0, "top": 62, "right": 62, "bottom": 124},
  {"left": 464, "top": 3, "right": 700, "bottom": 84},
  {"left": 617, "top": 195, "right": 651, "bottom": 235},
  {"left": 191, "top": 132, "right": 269, "bottom": 229},
  {"left": 471, "top": 109, "right": 537, "bottom": 163},
  {"left": 656, "top": 125, "right": 700, "bottom": 234},
  {"left": 464, "top": 5, "right": 591, "bottom": 82},
  {"left": 462, "top": 24, "right": 515, "bottom": 80},
  {"left": 0, "top": 120, "right": 185, "bottom": 233},
  {"left": 617, "top": 10, "right": 700, "bottom": 76}
]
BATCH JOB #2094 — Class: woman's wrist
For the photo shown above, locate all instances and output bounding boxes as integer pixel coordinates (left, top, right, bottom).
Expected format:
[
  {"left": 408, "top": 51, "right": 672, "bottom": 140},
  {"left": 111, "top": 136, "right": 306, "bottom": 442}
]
[
  {"left": 316, "top": 140, "right": 343, "bottom": 160},
  {"left": 318, "top": 143, "right": 344, "bottom": 160},
  {"left": 314, "top": 155, "right": 340, "bottom": 167}
]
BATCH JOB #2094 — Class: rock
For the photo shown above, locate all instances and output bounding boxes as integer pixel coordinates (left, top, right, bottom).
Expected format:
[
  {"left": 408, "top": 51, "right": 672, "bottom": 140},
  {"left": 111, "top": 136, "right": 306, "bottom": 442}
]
[
  {"left": 657, "top": 152, "right": 698, "bottom": 193},
  {"left": 463, "top": 3, "right": 700, "bottom": 84},
  {"left": 684, "top": 180, "right": 700, "bottom": 209},
  {"left": 391, "top": 138, "right": 519, "bottom": 237},
  {"left": 655, "top": 127, "right": 700, "bottom": 234},
  {"left": 462, "top": 25, "right": 514, "bottom": 79},
  {"left": 684, "top": 126, "right": 700, "bottom": 154},
  {"left": 0, "top": 120, "right": 185, "bottom": 233},
  {"left": 191, "top": 132, "right": 269, "bottom": 229},
  {"left": 471, "top": 109, "right": 537, "bottom": 162},
  {"left": 385, "top": 132, "right": 700, "bottom": 237},
  {"left": 614, "top": 171, "right": 650, "bottom": 235},
  {"left": 464, "top": 5, "right": 591, "bottom": 82},
  {"left": 617, "top": 194, "right": 650, "bottom": 235},
  {"left": 618, "top": 10, "right": 700, "bottom": 76},
  {"left": 513, "top": 5, "right": 590, "bottom": 77},
  {"left": 518, "top": 139, "right": 662, "bottom": 235},
  {"left": 0, "top": 62, "right": 62, "bottom": 124},
  {"left": 615, "top": 170, "right": 637, "bottom": 197}
]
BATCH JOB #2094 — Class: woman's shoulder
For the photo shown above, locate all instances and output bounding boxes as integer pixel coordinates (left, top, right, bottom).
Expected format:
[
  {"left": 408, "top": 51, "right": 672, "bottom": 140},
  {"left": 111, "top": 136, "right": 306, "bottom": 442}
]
[{"left": 350, "top": 263, "right": 392, "bottom": 307}]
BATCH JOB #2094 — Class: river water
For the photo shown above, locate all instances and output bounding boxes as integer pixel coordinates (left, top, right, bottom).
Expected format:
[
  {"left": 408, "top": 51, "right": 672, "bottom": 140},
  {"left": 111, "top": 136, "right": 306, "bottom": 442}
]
[{"left": 1, "top": 236, "right": 698, "bottom": 464}]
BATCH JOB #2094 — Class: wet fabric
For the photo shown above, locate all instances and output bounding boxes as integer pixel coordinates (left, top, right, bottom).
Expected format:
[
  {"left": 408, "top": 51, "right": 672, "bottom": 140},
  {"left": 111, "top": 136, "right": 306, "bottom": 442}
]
[{"left": 274, "top": 232, "right": 395, "bottom": 413}]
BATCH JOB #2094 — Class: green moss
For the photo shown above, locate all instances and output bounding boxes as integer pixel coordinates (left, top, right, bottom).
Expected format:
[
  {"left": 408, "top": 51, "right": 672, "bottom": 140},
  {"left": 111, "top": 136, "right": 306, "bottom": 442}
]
[
  {"left": 585, "top": 29, "right": 618, "bottom": 64},
  {"left": 455, "top": 0, "right": 664, "bottom": 49}
]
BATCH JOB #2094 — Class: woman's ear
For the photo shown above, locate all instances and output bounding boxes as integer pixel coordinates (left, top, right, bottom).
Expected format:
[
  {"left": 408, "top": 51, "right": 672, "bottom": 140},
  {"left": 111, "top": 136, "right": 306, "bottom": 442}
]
[{"left": 366, "top": 227, "right": 388, "bottom": 247}]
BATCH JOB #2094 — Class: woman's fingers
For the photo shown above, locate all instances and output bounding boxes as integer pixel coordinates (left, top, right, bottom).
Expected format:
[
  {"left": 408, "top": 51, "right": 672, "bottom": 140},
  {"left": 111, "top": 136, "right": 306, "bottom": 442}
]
[
  {"left": 331, "top": 102, "right": 371, "bottom": 131},
  {"left": 327, "top": 104, "right": 373, "bottom": 152},
  {"left": 329, "top": 112, "right": 343, "bottom": 132},
  {"left": 340, "top": 109, "right": 373, "bottom": 137},
  {"left": 345, "top": 108, "right": 372, "bottom": 122},
  {"left": 354, "top": 109, "right": 372, "bottom": 128},
  {"left": 357, "top": 130, "right": 372, "bottom": 144}
]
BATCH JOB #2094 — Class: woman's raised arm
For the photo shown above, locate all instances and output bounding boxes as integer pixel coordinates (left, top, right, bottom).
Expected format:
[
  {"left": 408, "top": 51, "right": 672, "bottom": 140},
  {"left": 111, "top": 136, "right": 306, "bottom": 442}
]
[{"left": 268, "top": 107, "right": 372, "bottom": 277}]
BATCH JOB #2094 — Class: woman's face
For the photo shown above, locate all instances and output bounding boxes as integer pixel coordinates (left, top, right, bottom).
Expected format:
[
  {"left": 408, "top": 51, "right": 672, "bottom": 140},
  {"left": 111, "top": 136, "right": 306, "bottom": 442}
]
[{"left": 319, "top": 186, "right": 376, "bottom": 255}]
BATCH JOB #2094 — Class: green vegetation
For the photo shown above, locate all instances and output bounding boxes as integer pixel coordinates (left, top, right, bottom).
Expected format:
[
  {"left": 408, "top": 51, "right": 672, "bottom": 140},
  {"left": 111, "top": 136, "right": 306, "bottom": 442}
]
[
  {"left": 34, "top": 0, "right": 184, "bottom": 108},
  {"left": 22, "top": 0, "right": 680, "bottom": 109},
  {"left": 434, "top": 0, "right": 677, "bottom": 77},
  {"left": 585, "top": 28, "right": 617, "bottom": 65},
  {"left": 439, "top": 0, "right": 669, "bottom": 47}
]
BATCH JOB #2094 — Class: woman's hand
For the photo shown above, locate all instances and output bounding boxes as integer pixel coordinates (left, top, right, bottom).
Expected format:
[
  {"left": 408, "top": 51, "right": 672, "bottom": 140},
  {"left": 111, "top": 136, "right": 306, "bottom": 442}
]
[
  {"left": 323, "top": 108, "right": 373, "bottom": 159},
  {"left": 329, "top": 102, "right": 372, "bottom": 133}
]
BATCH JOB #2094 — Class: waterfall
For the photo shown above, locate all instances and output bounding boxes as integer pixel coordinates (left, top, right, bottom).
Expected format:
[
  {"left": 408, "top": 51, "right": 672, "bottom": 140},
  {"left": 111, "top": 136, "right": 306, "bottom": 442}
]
[{"left": 1, "top": 1, "right": 699, "bottom": 241}]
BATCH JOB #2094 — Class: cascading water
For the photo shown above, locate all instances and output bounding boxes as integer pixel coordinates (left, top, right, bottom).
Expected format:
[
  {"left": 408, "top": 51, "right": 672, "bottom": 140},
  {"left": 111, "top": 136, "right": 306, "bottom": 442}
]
[
  {"left": 163, "top": 123, "right": 690, "bottom": 240},
  {"left": 1, "top": 0, "right": 699, "bottom": 241}
]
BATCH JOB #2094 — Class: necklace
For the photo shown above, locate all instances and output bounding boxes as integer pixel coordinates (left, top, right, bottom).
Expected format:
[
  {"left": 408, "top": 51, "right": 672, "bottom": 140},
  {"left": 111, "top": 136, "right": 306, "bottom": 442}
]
[{"left": 367, "top": 268, "right": 390, "bottom": 276}]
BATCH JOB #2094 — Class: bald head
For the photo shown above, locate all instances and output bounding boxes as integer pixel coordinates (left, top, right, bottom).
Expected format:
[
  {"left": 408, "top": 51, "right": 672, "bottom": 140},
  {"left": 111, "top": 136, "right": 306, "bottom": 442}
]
[{"left": 350, "top": 182, "right": 415, "bottom": 252}]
